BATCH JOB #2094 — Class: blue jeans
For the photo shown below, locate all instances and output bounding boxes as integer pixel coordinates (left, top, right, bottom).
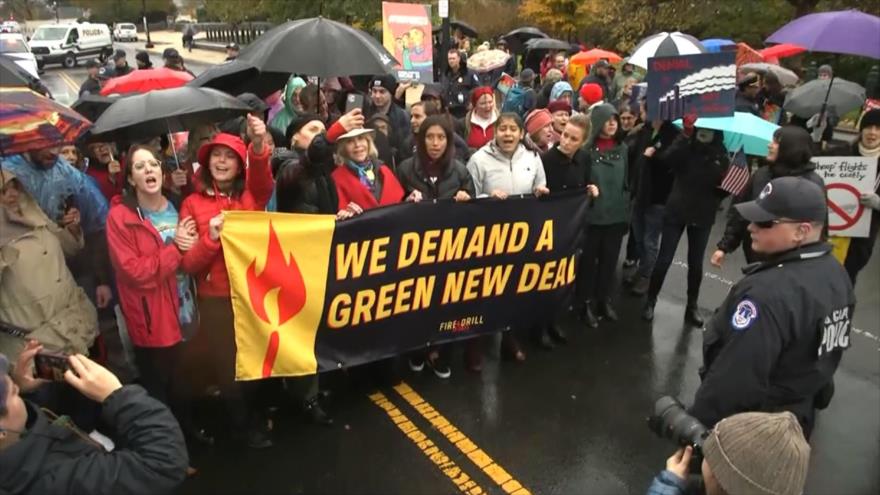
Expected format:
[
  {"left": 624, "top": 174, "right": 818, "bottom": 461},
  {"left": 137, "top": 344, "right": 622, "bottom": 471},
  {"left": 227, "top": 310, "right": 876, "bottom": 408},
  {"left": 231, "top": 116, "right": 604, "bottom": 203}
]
[{"left": 632, "top": 204, "right": 666, "bottom": 278}]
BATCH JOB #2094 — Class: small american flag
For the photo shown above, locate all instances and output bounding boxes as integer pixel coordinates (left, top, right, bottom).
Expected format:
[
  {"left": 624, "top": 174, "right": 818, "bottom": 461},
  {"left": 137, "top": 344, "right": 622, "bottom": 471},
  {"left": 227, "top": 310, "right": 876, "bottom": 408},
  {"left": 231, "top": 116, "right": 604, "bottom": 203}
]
[{"left": 720, "top": 147, "right": 750, "bottom": 196}]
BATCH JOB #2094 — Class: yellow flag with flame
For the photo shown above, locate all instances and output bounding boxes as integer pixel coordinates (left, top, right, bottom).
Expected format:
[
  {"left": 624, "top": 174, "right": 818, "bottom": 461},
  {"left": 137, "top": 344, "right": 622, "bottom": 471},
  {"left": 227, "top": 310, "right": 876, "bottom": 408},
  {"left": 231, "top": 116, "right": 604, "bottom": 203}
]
[{"left": 221, "top": 211, "right": 335, "bottom": 380}]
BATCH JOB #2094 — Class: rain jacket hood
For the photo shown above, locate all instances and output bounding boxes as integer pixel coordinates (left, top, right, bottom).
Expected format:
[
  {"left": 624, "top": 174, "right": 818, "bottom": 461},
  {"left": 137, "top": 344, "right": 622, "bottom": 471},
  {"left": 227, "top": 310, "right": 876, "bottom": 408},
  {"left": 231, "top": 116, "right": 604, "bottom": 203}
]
[
  {"left": 0, "top": 154, "right": 108, "bottom": 234},
  {"left": 0, "top": 169, "right": 98, "bottom": 361},
  {"left": 269, "top": 76, "right": 307, "bottom": 134},
  {"left": 550, "top": 81, "right": 573, "bottom": 102},
  {"left": 586, "top": 103, "right": 619, "bottom": 147}
]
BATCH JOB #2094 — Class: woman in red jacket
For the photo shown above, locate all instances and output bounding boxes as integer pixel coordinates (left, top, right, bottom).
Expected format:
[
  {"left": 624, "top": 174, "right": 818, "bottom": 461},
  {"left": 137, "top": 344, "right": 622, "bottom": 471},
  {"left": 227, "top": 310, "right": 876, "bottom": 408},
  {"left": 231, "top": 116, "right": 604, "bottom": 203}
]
[
  {"left": 329, "top": 127, "right": 405, "bottom": 214},
  {"left": 179, "top": 114, "right": 275, "bottom": 449},
  {"left": 105, "top": 144, "right": 203, "bottom": 466}
]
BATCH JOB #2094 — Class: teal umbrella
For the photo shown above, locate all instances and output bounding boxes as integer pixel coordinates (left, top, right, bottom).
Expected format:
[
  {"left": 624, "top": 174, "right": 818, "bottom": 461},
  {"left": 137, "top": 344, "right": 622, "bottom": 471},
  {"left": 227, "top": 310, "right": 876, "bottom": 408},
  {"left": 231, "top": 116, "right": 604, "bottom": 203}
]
[{"left": 674, "top": 112, "right": 780, "bottom": 156}]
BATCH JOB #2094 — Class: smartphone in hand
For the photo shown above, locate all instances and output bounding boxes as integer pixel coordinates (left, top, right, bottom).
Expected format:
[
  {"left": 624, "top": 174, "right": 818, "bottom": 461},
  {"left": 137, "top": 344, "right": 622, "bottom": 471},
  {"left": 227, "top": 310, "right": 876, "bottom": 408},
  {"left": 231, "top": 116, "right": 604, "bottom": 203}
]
[
  {"left": 345, "top": 93, "right": 365, "bottom": 113},
  {"left": 34, "top": 351, "right": 70, "bottom": 381}
]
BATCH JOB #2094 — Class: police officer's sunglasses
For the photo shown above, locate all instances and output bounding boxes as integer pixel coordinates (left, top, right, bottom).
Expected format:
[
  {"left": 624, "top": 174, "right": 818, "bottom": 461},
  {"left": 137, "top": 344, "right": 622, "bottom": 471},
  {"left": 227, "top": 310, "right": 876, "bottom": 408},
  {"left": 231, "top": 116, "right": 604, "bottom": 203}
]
[{"left": 753, "top": 219, "right": 804, "bottom": 229}]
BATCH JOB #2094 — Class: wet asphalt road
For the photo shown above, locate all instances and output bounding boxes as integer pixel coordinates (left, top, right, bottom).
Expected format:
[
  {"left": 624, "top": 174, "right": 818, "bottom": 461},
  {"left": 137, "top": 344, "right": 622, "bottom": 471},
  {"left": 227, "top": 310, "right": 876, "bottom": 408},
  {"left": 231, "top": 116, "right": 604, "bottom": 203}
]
[
  {"left": 184, "top": 212, "right": 879, "bottom": 495},
  {"left": 40, "top": 58, "right": 880, "bottom": 494}
]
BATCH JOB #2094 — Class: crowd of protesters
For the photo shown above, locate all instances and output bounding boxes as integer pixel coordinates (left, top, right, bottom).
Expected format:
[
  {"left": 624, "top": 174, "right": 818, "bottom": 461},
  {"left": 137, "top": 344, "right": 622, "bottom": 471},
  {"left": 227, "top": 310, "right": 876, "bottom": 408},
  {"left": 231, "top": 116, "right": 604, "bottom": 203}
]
[{"left": 1, "top": 28, "right": 879, "bottom": 495}]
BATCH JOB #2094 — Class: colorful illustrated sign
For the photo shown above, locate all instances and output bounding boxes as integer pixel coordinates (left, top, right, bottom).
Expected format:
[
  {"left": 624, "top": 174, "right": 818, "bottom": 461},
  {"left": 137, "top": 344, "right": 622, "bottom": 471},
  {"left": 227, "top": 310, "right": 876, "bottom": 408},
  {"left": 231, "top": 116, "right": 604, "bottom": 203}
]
[
  {"left": 814, "top": 156, "right": 878, "bottom": 238},
  {"left": 646, "top": 52, "right": 736, "bottom": 121},
  {"left": 221, "top": 193, "right": 588, "bottom": 380},
  {"left": 382, "top": 2, "right": 433, "bottom": 83}
]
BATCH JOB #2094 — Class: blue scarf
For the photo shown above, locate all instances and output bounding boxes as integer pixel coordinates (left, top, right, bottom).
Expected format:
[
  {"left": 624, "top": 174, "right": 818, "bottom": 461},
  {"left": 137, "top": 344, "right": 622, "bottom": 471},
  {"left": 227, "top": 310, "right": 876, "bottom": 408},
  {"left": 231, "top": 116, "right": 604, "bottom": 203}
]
[{"left": 346, "top": 159, "right": 377, "bottom": 192}]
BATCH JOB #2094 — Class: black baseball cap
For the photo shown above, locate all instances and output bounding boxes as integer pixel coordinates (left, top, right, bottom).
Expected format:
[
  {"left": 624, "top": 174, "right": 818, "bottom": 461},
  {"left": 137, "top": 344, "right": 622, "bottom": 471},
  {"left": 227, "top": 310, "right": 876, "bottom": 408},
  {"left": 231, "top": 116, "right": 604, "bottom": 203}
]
[
  {"left": 226, "top": 42, "right": 239, "bottom": 50},
  {"left": 85, "top": 58, "right": 100, "bottom": 69},
  {"left": 113, "top": 49, "right": 127, "bottom": 60},
  {"left": 162, "top": 47, "right": 180, "bottom": 59},
  {"left": 735, "top": 176, "right": 827, "bottom": 223}
]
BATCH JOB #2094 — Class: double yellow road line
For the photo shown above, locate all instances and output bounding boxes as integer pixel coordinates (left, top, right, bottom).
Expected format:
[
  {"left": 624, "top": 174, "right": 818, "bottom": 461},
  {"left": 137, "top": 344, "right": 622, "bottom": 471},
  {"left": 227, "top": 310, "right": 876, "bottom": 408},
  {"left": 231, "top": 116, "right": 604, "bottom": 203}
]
[
  {"left": 370, "top": 381, "right": 530, "bottom": 495},
  {"left": 57, "top": 70, "right": 81, "bottom": 95}
]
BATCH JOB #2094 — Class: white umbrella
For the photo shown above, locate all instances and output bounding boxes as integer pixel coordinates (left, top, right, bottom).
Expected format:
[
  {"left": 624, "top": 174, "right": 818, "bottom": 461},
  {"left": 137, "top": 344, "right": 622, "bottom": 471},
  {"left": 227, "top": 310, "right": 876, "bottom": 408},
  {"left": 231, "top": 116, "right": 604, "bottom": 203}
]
[
  {"left": 740, "top": 63, "right": 799, "bottom": 87},
  {"left": 628, "top": 32, "right": 705, "bottom": 69}
]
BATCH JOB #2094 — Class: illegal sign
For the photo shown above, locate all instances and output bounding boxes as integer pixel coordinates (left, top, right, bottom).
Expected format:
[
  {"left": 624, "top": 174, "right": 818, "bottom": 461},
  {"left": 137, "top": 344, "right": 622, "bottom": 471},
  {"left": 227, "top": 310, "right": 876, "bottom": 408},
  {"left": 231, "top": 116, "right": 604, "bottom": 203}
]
[{"left": 814, "top": 156, "right": 878, "bottom": 238}]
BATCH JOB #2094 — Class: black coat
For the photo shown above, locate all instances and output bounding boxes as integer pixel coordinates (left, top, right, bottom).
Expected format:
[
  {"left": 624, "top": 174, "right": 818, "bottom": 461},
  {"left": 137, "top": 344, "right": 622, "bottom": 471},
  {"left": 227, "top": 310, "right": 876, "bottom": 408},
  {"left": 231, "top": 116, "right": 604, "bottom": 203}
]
[
  {"left": 440, "top": 66, "right": 480, "bottom": 118},
  {"left": 78, "top": 77, "right": 101, "bottom": 97},
  {"left": 0, "top": 385, "right": 188, "bottom": 495},
  {"left": 627, "top": 122, "right": 680, "bottom": 208},
  {"left": 659, "top": 134, "right": 729, "bottom": 227},
  {"left": 396, "top": 156, "right": 475, "bottom": 200},
  {"left": 716, "top": 161, "right": 825, "bottom": 259},
  {"left": 274, "top": 147, "right": 339, "bottom": 214},
  {"left": 690, "top": 242, "right": 854, "bottom": 437},
  {"left": 541, "top": 146, "right": 593, "bottom": 192}
]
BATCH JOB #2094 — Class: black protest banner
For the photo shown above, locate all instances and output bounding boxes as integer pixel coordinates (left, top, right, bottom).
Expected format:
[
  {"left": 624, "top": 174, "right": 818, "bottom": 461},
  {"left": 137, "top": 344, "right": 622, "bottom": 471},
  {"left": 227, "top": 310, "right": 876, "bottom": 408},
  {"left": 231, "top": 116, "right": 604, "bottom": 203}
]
[{"left": 222, "top": 192, "right": 589, "bottom": 379}]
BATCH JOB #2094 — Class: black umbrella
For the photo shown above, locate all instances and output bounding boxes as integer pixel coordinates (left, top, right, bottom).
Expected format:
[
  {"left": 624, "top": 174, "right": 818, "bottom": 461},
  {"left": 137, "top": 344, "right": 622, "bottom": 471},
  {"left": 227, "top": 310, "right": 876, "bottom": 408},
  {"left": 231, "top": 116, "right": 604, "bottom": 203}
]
[
  {"left": 503, "top": 27, "right": 547, "bottom": 53},
  {"left": 450, "top": 20, "right": 478, "bottom": 39},
  {"left": 71, "top": 94, "right": 119, "bottom": 122},
  {"left": 90, "top": 86, "right": 251, "bottom": 142},
  {"left": 237, "top": 17, "right": 398, "bottom": 78},
  {"left": 525, "top": 38, "right": 574, "bottom": 52},
  {"left": 187, "top": 58, "right": 290, "bottom": 98}
]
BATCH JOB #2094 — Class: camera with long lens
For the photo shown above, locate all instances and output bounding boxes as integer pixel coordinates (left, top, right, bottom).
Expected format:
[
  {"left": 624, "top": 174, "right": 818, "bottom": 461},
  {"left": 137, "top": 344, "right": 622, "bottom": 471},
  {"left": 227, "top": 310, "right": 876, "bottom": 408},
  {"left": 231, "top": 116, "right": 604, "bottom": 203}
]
[{"left": 647, "top": 396, "right": 709, "bottom": 456}]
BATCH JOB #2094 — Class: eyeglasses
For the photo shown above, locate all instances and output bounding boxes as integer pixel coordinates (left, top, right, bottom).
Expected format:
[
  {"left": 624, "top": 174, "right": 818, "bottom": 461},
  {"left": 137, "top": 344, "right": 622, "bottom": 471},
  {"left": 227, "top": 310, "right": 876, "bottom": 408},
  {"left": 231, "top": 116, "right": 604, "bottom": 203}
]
[{"left": 753, "top": 219, "right": 804, "bottom": 229}]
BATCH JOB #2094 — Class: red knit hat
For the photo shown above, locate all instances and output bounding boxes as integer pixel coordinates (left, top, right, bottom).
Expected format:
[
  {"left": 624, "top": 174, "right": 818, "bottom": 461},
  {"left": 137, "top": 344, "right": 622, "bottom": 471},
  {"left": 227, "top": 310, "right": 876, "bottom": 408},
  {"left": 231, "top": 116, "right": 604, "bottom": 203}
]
[
  {"left": 471, "top": 86, "right": 494, "bottom": 107},
  {"left": 197, "top": 132, "right": 247, "bottom": 168},
  {"left": 579, "top": 83, "right": 604, "bottom": 106},
  {"left": 547, "top": 100, "right": 572, "bottom": 115},
  {"left": 524, "top": 109, "right": 553, "bottom": 136}
]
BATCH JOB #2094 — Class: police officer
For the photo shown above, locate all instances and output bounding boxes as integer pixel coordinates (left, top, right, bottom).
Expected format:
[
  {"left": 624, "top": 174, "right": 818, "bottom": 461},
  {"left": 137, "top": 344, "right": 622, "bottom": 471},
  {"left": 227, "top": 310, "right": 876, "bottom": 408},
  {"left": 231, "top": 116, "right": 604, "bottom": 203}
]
[
  {"left": 689, "top": 176, "right": 854, "bottom": 438},
  {"left": 78, "top": 59, "right": 102, "bottom": 96}
]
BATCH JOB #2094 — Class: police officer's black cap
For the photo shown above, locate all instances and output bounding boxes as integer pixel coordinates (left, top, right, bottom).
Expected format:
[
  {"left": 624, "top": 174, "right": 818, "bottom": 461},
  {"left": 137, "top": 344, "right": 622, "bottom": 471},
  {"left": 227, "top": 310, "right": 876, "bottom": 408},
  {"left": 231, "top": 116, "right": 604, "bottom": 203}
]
[
  {"left": 162, "top": 47, "right": 180, "bottom": 59},
  {"left": 735, "top": 176, "right": 827, "bottom": 223},
  {"left": 226, "top": 42, "right": 240, "bottom": 50},
  {"left": 113, "top": 49, "right": 127, "bottom": 60},
  {"left": 85, "top": 58, "right": 100, "bottom": 69}
]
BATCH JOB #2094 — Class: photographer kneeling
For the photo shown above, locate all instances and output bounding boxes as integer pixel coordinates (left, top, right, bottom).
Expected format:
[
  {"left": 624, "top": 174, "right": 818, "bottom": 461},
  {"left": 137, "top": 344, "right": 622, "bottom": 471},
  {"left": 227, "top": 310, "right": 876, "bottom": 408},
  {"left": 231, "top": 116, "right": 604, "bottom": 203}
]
[
  {"left": 0, "top": 346, "right": 188, "bottom": 494},
  {"left": 648, "top": 411, "right": 810, "bottom": 495}
]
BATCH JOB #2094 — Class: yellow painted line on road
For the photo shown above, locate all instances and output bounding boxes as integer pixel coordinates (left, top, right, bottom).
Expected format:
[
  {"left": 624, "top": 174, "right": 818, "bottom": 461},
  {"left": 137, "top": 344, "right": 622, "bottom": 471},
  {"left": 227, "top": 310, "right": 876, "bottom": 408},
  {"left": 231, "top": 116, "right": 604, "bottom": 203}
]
[
  {"left": 369, "top": 391, "right": 486, "bottom": 495},
  {"left": 58, "top": 71, "right": 80, "bottom": 94},
  {"left": 393, "top": 382, "right": 530, "bottom": 495}
]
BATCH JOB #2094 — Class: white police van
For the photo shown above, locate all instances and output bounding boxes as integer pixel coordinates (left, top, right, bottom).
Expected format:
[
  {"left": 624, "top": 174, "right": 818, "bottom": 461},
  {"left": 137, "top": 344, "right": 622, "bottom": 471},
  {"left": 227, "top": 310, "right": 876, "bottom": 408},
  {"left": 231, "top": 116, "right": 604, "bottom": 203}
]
[{"left": 29, "top": 22, "right": 112, "bottom": 69}]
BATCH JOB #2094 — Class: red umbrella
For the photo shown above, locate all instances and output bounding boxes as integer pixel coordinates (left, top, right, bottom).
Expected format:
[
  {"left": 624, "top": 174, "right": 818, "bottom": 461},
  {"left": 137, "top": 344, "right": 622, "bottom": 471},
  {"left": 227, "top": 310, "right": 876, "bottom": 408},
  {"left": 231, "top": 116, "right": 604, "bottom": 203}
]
[
  {"left": 759, "top": 43, "right": 806, "bottom": 61},
  {"left": 100, "top": 68, "right": 194, "bottom": 96},
  {"left": 569, "top": 48, "right": 622, "bottom": 67}
]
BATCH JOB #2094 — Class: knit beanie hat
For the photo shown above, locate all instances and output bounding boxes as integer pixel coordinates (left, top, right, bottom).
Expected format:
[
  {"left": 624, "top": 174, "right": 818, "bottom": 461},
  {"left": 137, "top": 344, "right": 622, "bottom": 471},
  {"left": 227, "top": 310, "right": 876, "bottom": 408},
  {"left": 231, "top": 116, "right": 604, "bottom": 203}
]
[
  {"left": 703, "top": 411, "right": 810, "bottom": 495},
  {"left": 859, "top": 109, "right": 880, "bottom": 132},
  {"left": 524, "top": 109, "right": 553, "bottom": 136},
  {"left": 547, "top": 100, "right": 572, "bottom": 115},
  {"left": 579, "top": 83, "right": 604, "bottom": 106}
]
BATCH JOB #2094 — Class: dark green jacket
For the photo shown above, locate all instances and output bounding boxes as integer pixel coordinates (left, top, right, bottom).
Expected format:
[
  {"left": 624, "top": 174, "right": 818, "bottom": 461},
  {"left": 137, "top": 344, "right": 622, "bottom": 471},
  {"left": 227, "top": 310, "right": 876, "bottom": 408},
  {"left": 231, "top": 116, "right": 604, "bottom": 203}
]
[{"left": 584, "top": 103, "right": 630, "bottom": 225}]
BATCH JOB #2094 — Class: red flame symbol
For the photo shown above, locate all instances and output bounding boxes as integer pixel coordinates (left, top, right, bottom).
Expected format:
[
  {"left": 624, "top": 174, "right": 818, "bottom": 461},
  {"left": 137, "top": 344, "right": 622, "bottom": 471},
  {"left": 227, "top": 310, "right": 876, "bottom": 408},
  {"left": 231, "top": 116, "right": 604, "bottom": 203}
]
[{"left": 246, "top": 221, "right": 306, "bottom": 377}]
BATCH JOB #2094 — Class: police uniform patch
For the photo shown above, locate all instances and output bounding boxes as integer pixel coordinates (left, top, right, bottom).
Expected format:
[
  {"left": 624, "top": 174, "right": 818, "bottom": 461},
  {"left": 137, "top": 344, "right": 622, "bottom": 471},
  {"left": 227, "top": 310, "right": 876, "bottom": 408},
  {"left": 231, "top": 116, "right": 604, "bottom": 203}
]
[{"left": 731, "top": 299, "right": 758, "bottom": 331}]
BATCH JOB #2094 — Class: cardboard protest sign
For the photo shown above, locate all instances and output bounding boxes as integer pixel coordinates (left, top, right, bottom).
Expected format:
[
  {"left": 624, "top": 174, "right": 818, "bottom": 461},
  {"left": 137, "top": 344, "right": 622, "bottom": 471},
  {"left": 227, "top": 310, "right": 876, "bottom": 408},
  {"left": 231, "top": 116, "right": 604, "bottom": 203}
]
[
  {"left": 382, "top": 2, "right": 434, "bottom": 83},
  {"left": 814, "top": 156, "right": 878, "bottom": 238},
  {"left": 646, "top": 52, "right": 736, "bottom": 121}
]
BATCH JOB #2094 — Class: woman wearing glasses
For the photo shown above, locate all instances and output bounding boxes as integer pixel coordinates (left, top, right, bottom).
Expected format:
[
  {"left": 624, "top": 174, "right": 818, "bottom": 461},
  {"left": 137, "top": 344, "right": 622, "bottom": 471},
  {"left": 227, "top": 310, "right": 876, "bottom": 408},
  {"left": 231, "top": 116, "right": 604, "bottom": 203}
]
[{"left": 106, "top": 144, "right": 202, "bottom": 462}]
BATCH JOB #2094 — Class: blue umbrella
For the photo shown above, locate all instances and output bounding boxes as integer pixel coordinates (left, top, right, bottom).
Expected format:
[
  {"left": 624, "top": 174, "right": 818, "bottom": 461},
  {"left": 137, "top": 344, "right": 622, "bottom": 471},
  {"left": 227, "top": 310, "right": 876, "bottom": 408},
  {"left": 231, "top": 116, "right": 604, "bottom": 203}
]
[
  {"left": 701, "top": 38, "right": 736, "bottom": 53},
  {"left": 674, "top": 112, "right": 780, "bottom": 156}
]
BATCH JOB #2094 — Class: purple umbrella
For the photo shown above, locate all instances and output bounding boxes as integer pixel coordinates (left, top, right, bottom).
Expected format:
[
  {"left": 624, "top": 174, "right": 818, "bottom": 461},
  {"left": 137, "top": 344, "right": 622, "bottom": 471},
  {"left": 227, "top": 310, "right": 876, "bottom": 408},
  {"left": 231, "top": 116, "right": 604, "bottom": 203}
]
[{"left": 766, "top": 9, "right": 880, "bottom": 59}]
